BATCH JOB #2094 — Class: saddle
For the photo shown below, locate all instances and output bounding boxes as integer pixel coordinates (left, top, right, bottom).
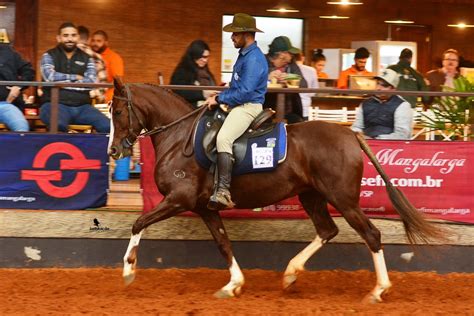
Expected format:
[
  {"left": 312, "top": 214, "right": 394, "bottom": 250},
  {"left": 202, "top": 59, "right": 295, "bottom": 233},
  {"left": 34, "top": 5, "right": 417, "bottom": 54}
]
[{"left": 193, "top": 108, "right": 288, "bottom": 175}]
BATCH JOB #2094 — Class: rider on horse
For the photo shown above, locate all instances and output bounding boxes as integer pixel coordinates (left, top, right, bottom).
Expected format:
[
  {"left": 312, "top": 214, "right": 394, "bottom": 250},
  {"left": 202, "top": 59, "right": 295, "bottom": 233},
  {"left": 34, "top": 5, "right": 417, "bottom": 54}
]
[{"left": 205, "top": 13, "right": 268, "bottom": 211}]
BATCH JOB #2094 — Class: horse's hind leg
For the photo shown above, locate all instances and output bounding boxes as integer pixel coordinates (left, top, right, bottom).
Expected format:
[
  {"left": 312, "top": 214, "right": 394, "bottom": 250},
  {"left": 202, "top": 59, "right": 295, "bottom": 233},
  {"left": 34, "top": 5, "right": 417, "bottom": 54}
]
[
  {"left": 330, "top": 197, "right": 391, "bottom": 303},
  {"left": 123, "top": 199, "right": 184, "bottom": 285},
  {"left": 283, "top": 190, "right": 339, "bottom": 289},
  {"left": 199, "top": 210, "right": 244, "bottom": 298}
]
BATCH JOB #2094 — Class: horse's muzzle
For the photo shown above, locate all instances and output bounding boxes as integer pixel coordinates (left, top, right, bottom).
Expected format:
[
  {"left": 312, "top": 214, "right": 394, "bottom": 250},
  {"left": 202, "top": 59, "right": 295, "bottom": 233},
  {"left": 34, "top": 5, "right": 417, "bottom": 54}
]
[
  {"left": 108, "top": 146, "right": 120, "bottom": 159},
  {"left": 109, "top": 145, "right": 131, "bottom": 160}
]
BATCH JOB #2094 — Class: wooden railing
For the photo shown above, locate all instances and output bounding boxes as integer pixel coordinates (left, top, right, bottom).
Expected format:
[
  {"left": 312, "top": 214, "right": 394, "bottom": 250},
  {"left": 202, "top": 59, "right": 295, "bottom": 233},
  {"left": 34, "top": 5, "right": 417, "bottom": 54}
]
[{"left": 0, "top": 81, "right": 473, "bottom": 134}]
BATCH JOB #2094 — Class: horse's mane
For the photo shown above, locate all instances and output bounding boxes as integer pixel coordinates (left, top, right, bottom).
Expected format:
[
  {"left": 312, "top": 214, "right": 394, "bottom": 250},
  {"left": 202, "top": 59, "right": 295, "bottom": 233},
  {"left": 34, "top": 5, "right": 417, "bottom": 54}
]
[{"left": 138, "top": 82, "right": 195, "bottom": 111}]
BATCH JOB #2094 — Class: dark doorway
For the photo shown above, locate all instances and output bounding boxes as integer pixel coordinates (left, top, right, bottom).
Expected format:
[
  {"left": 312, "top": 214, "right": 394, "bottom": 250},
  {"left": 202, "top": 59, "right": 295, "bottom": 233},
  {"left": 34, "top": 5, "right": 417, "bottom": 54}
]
[{"left": 391, "top": 24, "right": 433, "bottom": 74}]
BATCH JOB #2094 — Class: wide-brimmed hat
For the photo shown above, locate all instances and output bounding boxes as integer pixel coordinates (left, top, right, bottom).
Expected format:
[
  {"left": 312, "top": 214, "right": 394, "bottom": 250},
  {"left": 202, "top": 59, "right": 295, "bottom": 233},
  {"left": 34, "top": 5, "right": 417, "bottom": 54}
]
[
  {"left": 375, "top": 69, "right": 400, "bottom": 88},
  {"left": 268, "top": 36, "right": 301, "bottom": 55},
  {"left": 223, "top": 13, "right": 263, "bottom": 33}
]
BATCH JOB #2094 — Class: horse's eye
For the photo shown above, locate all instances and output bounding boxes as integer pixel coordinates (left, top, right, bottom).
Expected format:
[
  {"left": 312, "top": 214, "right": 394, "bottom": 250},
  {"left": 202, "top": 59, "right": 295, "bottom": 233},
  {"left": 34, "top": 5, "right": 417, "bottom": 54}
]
[{"left": 114, "top": 110, "right": 122, "bottom": 116}]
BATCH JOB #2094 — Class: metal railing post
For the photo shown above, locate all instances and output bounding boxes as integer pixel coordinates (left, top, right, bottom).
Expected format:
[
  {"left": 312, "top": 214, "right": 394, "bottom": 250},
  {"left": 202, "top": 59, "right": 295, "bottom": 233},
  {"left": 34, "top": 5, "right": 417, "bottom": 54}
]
[
  {"left": 276, "top": 92, "right": 285, "bottom": 122},
  {"left": 49, "top": 87, "right": 59, "bottom": 133}
]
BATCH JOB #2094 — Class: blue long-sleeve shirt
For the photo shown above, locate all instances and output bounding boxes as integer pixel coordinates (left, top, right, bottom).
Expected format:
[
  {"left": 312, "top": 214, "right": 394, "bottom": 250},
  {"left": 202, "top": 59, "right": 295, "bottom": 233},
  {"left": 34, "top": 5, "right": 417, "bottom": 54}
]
[{"left": 218, "top": 42, "right": 268, "bottom": 107}]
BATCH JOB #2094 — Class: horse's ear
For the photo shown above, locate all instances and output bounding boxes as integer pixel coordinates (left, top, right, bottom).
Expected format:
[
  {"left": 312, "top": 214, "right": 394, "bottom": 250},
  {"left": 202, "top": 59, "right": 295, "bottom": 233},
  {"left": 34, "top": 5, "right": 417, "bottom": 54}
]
[{"left": 113, "top": 76, "right": 125, "bottom": 95}]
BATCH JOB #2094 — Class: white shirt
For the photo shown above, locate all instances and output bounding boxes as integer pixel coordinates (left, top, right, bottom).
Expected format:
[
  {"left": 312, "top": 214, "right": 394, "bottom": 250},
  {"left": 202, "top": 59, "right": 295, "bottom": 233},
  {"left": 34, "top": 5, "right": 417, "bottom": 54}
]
[{"left": 297, "top": 64, "right": 319, "bottom": 118}]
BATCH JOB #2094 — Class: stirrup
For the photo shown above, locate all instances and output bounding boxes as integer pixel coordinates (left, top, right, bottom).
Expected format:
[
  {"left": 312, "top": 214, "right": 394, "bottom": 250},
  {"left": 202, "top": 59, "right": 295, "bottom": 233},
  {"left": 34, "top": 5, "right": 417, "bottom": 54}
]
[{"left": 207, "top": 190, "right": 235, "bottom": 211}]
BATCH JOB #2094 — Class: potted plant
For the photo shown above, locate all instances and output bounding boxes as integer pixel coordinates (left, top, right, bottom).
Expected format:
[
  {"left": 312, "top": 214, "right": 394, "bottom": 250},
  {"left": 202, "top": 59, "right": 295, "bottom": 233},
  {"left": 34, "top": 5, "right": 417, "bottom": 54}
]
[{"left": 422, "top": 76, "right": 473, "bottom": 141}]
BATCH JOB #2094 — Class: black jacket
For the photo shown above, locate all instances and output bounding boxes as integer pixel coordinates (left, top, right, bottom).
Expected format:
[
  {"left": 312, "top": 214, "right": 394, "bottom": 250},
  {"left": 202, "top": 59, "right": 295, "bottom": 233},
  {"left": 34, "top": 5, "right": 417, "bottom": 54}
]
[
  {"left": 170, "top": 65, "right": 216, "bottom": 108},
  {"left": 42, "top": 46, "right": 91, "bottom": 106},
  {"left": 0, "top": 44, "right": 35, "bottom": 109}
]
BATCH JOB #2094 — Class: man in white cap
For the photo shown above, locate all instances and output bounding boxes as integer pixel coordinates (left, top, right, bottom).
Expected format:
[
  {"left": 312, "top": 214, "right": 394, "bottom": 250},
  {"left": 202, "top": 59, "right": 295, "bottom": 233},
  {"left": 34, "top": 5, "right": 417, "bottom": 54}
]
[
  {"left": 205, "top": 13, "right": 268, "bottom": 210},
  {"left": 351, "top": 69, "right": 413, "bottom": 139}
]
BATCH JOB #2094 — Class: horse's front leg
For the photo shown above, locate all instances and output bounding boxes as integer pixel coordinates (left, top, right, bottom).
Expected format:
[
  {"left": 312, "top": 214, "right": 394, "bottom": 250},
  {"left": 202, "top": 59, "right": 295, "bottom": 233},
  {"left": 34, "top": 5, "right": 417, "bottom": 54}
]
[
  {"left": 123, "top": 198, "right": 185, "bottom": 285},
  {"left": 199, "top": 210, "right": 244, "bottom": 298}
]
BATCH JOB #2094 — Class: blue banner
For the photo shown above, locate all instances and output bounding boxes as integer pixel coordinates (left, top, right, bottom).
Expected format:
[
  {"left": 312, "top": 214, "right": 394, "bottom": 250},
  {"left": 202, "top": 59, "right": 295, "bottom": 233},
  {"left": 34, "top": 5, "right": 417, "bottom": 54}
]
[{"left": 0, "top": 133, "right": 109, "bottom": 210}]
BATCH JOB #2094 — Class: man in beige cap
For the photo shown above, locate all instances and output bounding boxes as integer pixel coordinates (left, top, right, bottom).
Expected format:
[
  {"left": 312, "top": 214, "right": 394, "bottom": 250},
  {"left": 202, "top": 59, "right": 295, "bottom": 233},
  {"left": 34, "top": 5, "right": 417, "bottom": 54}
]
[
  {"left": 205, "top": 13, "right": 268, "bottom": 210},
  {"left": 351, "top": 68, "right": 413, "bottom": 139}
]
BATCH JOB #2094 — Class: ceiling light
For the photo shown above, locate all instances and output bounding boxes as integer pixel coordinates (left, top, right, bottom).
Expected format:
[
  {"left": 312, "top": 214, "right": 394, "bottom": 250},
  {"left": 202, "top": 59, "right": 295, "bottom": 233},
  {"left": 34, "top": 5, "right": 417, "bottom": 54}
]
[
  {"left": 448, "top": 23, "right": 474, "bottom": 28},
  {"left": 384, "top": 19, "right": 415, "bottom": 24},
  {"left": 267, "top": 1, "right": 300, "bottom": 13},
  {"left": 0, "top": 5, "right": 8, "bottom": 9},
  {"left": 319, "top": 15, "right": 350, "bottom": 19},
  {"left": 327, "top": 0, "right": 363, "bottom": 5}
]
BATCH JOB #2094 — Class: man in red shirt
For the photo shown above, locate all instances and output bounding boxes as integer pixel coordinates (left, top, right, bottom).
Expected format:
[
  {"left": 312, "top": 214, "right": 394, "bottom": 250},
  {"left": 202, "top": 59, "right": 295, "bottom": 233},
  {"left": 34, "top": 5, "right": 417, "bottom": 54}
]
[
  {"left": 337, "top": 47, "right": 373, "bottom": 89},
  {"left": 91, "top": 30, "right": 124, "bottom": 102}
]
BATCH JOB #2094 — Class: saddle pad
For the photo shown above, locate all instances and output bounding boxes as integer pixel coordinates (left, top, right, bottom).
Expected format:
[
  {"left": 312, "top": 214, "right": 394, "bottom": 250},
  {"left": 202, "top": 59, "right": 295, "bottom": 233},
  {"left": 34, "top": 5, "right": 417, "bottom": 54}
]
[{"left": 194, "top": 119, "right": 287, "bottom": 176}]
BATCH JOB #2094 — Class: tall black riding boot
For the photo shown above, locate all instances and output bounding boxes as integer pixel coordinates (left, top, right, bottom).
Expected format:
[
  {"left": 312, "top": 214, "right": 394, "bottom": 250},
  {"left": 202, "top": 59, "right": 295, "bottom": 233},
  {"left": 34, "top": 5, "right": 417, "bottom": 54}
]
[{"left": 207, "top": 152, "right": 235, "bottom": 211}]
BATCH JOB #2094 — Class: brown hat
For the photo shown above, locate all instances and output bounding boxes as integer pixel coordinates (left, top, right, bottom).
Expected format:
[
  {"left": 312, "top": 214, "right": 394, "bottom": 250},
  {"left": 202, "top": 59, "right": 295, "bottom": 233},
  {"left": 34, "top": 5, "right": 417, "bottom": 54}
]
[{"left": 223, "top": 13, "right": 263, "bottom": 33}]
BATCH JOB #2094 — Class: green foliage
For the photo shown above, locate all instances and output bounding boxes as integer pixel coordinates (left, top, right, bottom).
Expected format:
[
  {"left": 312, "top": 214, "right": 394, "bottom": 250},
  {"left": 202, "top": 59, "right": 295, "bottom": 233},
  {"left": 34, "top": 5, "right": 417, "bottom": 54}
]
[{"left": 422, "top": 76, "right": 473, "bottom": 140}]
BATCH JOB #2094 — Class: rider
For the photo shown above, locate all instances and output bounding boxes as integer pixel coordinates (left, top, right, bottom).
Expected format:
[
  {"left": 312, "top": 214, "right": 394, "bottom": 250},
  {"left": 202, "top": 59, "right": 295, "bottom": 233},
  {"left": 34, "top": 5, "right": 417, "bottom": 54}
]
[{"left": 205, "top": 13, "right": 268, "bottom": 211}]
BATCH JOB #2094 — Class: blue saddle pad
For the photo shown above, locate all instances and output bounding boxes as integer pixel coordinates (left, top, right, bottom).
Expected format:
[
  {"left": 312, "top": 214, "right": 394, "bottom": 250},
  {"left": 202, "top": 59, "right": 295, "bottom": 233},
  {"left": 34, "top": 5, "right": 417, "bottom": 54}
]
[{"left": 194, "top": 118, "right": 287, "bottom": 176}]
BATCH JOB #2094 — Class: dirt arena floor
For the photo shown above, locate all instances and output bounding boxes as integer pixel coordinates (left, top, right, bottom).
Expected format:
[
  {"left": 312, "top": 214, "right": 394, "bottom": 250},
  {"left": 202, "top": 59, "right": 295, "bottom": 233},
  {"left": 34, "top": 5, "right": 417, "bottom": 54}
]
[{"left": 1, "top": 268, "right": 473, "bottom": 315}]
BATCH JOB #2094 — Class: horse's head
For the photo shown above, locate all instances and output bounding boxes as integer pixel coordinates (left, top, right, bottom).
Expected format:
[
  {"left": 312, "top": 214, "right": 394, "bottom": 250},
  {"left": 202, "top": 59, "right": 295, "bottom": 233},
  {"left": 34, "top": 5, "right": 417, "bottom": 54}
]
[{"left": 108, "top": 77, "right": 147, "bottom": 160}]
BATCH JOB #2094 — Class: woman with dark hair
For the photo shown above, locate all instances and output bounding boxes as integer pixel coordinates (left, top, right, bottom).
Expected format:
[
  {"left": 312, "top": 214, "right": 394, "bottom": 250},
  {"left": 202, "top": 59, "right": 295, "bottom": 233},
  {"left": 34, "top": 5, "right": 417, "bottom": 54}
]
[
  {"left": 170, "top": 40, "right": 217, "bottom": 108},
  {"left": 311, "top": 49, "right": 328, "bottom": 79}
]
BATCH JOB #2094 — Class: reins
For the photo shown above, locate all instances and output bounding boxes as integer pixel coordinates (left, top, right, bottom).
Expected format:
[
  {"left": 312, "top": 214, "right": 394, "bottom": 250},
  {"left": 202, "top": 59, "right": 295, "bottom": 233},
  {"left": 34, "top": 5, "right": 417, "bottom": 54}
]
[{"left": 113, "top": 83, "right": 208, "bottom": 157}]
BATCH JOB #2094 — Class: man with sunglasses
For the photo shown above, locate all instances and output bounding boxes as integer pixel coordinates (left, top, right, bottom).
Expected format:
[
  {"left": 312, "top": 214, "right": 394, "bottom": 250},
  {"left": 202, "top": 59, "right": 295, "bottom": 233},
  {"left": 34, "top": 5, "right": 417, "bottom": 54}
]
[{"left": 351, "top": 69, "right": 413, "bottom": 140}]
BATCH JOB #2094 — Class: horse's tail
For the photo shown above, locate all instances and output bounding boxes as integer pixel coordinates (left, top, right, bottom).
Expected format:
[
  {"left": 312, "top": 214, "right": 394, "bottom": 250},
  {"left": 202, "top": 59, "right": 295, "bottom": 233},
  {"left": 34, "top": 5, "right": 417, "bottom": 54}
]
[{"left": 354, "top": 132, "right": 446, "bottom": 244}]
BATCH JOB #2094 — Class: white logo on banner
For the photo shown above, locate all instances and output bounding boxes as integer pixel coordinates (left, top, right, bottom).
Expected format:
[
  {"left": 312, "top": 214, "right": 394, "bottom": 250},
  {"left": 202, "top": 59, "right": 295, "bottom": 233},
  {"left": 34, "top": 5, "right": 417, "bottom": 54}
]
[
  {"left": 251, "top": 143, "right": 274, "bottom": 169},
  {"left": 373, "top": 149, "right": 466, "bottom": 174}
]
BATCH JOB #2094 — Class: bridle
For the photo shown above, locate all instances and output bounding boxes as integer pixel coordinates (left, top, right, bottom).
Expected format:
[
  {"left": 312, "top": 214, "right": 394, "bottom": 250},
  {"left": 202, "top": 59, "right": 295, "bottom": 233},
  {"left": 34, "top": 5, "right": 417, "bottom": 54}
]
[
  {"left": 112, "top": 84, "right": 148, "bottom": 149},
  {"left": 112, "top": 83, "right": 208, "bottom": 155}
]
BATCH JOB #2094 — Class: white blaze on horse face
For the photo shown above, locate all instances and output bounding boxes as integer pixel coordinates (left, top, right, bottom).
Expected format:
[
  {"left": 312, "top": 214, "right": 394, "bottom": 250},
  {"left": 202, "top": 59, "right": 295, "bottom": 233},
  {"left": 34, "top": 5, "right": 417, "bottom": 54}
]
[
  {"left": 220, "top": 256, "right": 244, "bottom": 295},
  {"left": 123, "top": 231, "right": 143, "bottom": 279},
  {"left": 107, "top": 110, "right": 115, "bottom": 154}
]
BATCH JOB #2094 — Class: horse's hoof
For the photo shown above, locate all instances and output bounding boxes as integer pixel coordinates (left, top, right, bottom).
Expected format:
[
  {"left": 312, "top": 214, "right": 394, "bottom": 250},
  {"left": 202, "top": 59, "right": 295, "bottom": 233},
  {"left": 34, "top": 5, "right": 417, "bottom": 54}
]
[
  {"left": 362, "top": 293, "right": 382, "bottom": 304},
  {"left": 214, "top": 288, "right": 239, "bottom": 299},
  {"left": 282, "top": 274, "right": 297, "bottom": 290},
  {"left": 123, "top": 272, "right": 136, "bottom": 286}
]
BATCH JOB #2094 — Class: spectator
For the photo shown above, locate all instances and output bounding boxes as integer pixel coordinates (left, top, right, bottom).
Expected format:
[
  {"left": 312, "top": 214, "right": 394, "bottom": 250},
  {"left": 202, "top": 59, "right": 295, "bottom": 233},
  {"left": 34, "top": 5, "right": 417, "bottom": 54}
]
[
  {"left": 425, "top": 48, "right": 460, "bottom": 91},
  {"left": 295, "top": 52, "right": 318, "bottom": 120},
  {"left": 0, "top": 43, "right": 34, "bottom": 132},
  {"left": 91, "top": 30, "right": 124, "bottom": 102},
  {"left": 170, "top": 40, "right": 217, "bottom": 108},
  {"left": 387, "top": 48, "right": 428, "bottom": 108},
  {"left": 311, "top": 49, "right": 329, "bottom": 79},
  {"left": 337, "top": 47, "right": 374, "bottom": 89},
  {"left": 40, "top": 22, "right": 109, "bottom": 133},
  {"left": 264, "top": 36, "right": 307, "bottom": 123},
  {"left": 77, "top": 25, "right": 107, "bottom": 103},
  {"left": 351, "top": 69, "right": 413, "bottom": 140},
  {"left": 424, "top": 49, "right": 460, "bottom": 108}
]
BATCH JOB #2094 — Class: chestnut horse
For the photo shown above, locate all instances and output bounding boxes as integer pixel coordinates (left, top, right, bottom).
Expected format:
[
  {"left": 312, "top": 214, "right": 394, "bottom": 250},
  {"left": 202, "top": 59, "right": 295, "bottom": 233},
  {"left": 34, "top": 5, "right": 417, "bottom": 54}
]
[{"left": 108, "top": 79, "right": 442, "bottom": 302}]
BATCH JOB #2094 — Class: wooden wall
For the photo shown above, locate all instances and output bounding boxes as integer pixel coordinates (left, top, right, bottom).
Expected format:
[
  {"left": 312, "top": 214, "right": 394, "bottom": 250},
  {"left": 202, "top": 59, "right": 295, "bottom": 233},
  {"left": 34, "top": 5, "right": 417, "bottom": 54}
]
[{"left": 11, "top": 0, "right": 474, "bottom": 83}]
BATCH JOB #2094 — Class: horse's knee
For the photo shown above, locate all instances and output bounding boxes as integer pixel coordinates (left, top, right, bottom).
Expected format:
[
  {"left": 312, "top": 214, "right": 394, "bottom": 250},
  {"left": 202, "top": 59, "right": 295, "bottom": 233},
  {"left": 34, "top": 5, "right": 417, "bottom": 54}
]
[
  {"left": 132, "top": 221, "right": 143, "bottom": 235},
  {"left": 366, "top": 228, "right": 382, "bottom": 252},
  {"left": 319, "top": 225, "right": 339, "bottom": 243}
]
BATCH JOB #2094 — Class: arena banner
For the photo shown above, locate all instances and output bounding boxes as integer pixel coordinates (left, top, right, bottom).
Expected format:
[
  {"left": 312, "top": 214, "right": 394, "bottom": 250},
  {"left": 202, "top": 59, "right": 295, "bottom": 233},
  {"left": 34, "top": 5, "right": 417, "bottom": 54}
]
[
  {"left": 0, "top": 133, "right": 109, "bottom": 210},
  {"left": 140, "top": 137, "right": 474, "bottom": 224}
]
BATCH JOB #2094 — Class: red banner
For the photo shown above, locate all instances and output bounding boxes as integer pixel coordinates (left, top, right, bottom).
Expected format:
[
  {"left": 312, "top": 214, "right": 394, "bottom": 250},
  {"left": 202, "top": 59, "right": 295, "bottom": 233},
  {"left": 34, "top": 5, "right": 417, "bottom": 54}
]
[{"left": 140, "top": 137, "right": 474, "bottom": 224}]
